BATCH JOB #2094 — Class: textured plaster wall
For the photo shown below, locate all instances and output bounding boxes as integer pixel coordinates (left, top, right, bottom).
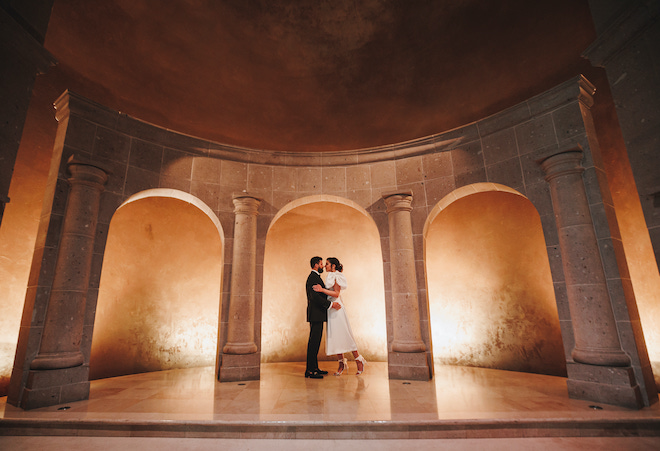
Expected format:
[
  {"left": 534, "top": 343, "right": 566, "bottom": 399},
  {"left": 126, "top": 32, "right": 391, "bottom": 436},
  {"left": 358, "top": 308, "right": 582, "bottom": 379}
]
[
  {"left": 261, "top": 200, "right": 387, "bottom": 362},
  {"left": 89, "top": 196, "right": 223, "bottom": 379},
  {"left": 0, "top": 81, "right": 57, "bottom": 396},
  {"left": 426, "top": 191, "right": 566, "bottom": 376}
]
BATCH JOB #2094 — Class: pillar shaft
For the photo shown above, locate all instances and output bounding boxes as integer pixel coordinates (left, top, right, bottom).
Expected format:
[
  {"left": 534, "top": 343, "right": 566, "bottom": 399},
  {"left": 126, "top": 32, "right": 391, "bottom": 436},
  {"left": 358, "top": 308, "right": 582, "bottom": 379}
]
[
  {"left": 30, "top": 160, "right": 108, "bottom": 370},
  {"left": 541, "top": 150, "right": 630, "bottom": 367},
  {"left": 383, "top": 193, "right": 426, "bottom": 353},
  {"left": 223, "top": 194, "right": 261, "bottom": 355}
]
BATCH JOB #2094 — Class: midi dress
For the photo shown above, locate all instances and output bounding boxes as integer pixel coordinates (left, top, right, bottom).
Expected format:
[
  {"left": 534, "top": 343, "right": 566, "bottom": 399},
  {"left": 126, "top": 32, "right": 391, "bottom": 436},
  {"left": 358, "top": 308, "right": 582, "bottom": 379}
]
[{"left": 324, "top": 271, "right": 358, "bottom": 355}]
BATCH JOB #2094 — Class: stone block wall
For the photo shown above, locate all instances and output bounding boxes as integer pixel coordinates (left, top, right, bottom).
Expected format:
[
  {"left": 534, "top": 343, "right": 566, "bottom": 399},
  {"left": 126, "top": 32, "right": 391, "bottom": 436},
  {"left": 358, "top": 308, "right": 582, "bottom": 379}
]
[
  {"left": 8, "top": 75, "right": 657, "bottom": 409},
  {"left": 585, "top": 0, "right": 660, "bottom": 266}
]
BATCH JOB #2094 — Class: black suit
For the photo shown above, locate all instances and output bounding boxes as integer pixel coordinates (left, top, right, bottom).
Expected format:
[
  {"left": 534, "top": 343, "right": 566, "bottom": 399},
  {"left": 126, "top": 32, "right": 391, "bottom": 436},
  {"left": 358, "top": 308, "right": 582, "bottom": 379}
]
[{"left": 306, "top": 270, "right": 331, "bottom": 372}]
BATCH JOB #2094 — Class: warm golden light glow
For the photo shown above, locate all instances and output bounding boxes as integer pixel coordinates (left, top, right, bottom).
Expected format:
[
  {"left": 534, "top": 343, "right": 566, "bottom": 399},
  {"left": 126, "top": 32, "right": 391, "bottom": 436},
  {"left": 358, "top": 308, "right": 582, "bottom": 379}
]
[
  {"left": 596, "top": 114, "right": 660, "bottom": 385},
  {"left": 262, "top": 197, "right": 387, "bottom": 363},
  {"left": 613, "top": 189, "right": 660, "bottom": 384},
  {"left": 0, "top": 107, "right": 52, "bottom": 396},
  {"left": 90, "top": 195, "right": 223, "bottom": 379},
  {"left": 425, "top": 188, "right": 566, "bottom": 376}
]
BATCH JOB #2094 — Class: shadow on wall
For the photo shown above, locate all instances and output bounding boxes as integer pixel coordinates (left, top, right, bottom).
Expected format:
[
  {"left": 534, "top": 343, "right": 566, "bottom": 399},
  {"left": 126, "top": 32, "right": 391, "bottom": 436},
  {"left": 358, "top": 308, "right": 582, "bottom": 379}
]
[
  {"left": 426, "top": 188, "right": 566, "bottom": 377},
  {"left": 261, "top": 198, "right": 387, "bottom": 363},
  {"left": 90, "top": 195, "right": 223, "bottom": 380}
]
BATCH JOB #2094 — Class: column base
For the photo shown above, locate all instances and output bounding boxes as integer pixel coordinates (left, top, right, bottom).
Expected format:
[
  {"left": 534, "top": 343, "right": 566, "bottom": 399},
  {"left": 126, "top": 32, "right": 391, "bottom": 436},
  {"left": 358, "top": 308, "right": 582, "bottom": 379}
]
[
  {"left": 572, "top": 347, "right": 631, "bottom": 367},
  {"left": 223, "top": 342, "right": 258, "bottom": 354},
  {"left": 219, "top": 352, "right": 260, "bottom": 382},
  {"left": 566, "top": 362, "right": 644, "bottom": 409},
  {"left": 30, "top": 350, "right": 85, "bottom": 370},
  {"left": 20, "top": 365, "right": 90, "bottom": 410},
  {"left": 392, "top": 339, "right": 426, "bottom": 353},
  {"left": 388, "top": 351, "right": 431, "bottom": 381}
]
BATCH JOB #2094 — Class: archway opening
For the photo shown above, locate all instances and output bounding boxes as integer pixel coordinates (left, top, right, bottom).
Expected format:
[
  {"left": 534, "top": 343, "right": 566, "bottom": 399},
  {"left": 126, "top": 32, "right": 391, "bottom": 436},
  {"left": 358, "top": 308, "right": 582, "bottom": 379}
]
[
  {"left": 90, "top": 194, "right": 223, "bottom": 379},
  {"left": 425, "top": 188, "right": 566, "bottom": 377},
  {"left": 261, "top": 197, "right": 387, "bottom": 363}
]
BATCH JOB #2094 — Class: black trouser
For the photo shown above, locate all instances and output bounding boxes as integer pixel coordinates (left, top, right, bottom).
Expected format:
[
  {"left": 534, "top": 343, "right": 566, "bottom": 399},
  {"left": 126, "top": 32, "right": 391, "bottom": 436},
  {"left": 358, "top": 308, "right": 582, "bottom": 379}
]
[{"left": 306, "top": 321, "right": 323, "bottom": 372}]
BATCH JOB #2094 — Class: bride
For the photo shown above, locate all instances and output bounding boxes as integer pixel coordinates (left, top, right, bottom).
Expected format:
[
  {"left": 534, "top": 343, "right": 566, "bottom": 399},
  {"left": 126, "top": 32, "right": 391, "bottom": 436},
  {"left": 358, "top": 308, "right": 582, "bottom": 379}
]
[{"left": 313, "top": 257, "right": 366, "bottom": 375}]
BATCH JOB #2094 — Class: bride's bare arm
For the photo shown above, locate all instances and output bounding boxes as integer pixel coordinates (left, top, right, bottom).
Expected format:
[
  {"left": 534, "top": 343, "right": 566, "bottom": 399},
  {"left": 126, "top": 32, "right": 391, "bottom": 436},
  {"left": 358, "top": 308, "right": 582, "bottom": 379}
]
[{"left": 312, "top": 282, "right": 341, "bottom": 298}]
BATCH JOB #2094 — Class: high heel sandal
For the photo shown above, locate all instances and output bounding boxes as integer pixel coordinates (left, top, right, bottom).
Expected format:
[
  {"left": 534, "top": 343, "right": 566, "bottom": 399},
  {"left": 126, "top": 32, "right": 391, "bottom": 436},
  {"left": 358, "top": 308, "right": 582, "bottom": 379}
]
[
  {"left": 335, "top": 358, "right": 348, "bottom": 376},
  {"left": 355, "top": 355, "right": 367, "bottom": 375}
]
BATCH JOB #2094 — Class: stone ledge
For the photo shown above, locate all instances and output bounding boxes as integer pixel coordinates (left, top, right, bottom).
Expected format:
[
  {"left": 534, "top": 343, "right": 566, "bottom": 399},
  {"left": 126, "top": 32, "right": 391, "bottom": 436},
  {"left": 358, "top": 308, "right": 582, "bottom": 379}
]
[{"left": 1, "top": 417, "right": 659, "bottom": 439}]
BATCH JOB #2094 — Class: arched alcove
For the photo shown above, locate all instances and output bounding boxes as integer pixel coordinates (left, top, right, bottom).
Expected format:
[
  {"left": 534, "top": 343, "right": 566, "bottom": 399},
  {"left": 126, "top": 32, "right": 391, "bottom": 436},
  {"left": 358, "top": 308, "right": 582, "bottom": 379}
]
[
  {"left": 261, "top": 195, "right": 387, "bottom": 363},
  {"left": 424, "top": 183, "right": 566, "bottom": 376},
  {"left": 90, "top": 190, "right": 224, "bottom": 379}
]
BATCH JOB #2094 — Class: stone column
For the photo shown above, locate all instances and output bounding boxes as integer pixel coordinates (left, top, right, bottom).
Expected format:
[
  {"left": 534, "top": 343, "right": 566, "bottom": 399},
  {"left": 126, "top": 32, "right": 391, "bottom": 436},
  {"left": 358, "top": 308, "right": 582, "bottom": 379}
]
[
  {"left": 220, "top": 194, "right": 261, "bottom": 381},
  {"left": 30, "top": 159, "right": 109, "bottom": 371},
  {"left": 540, "top": 150, "right": 630, "bottom": 367},
  {"left": 384, "top": 192, "right": 426, "bottom": 353},
  {"left": 20, "top": 158, "right": 108, "bottom": 409},
  {"left": 383, "top": 192, "right": 430, "bottom": 380}
]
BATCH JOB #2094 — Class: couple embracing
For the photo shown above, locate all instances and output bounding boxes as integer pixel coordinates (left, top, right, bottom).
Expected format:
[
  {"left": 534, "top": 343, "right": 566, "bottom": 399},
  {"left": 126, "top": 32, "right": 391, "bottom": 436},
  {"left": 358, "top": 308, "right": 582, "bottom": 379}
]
[{"left": 304, "top": 256, "right": 366, "bottom": 379}]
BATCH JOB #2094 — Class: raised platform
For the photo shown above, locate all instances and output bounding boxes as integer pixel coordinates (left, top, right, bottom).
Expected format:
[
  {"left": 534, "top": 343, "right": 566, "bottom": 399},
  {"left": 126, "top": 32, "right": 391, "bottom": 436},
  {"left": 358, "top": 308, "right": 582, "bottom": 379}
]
[{"left": 1, "top": 363, "right": 659, "bottom": 440}]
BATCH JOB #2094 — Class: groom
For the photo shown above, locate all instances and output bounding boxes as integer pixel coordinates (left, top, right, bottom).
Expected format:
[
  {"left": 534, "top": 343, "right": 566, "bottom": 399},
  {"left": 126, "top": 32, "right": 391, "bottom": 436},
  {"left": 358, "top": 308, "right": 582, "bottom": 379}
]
[{"left": 305, "top": 256, "right": 340, "bottom": 378}]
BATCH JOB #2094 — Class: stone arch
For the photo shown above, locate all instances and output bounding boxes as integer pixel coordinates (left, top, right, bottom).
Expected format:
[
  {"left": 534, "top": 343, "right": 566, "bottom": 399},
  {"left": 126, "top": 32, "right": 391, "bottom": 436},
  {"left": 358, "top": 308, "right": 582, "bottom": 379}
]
[
  {"left": 261, "top": 194, "right": 388, "bottom": 363},
  {"left": 119, "top": 188, "right": 224, "bottom": 244},
  {"left": 90, "top": 189, "right": 225, "bottom": 379},
  {"left": 269, "top": 194, "right": 372, "bottom": 231},
  {"left": 423, "top": 183, "right": 527, "bottom": 237},
  {"left": 423, "top": 183, "right": 566, "bottom": 376}
]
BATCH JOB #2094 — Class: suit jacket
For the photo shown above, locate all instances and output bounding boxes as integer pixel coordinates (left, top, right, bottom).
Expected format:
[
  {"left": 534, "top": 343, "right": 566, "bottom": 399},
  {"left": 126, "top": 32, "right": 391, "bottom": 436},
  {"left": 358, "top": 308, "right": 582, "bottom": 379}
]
[{"left": 306, "top": 271, "right": 331, "bottom": 322}]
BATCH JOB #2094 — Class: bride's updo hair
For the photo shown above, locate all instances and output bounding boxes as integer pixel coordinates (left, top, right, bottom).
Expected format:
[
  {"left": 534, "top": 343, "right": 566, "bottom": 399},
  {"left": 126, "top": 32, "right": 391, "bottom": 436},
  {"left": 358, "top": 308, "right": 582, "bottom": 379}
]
[{"left": 327, "top": 257, "right": 343, "bottom": 272}]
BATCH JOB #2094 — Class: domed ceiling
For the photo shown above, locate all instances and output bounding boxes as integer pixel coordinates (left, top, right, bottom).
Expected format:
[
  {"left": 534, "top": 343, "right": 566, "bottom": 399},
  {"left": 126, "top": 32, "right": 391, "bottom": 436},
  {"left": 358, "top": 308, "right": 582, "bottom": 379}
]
[{"left": 43, "top": 0, "right": 597, "bottom": 152}]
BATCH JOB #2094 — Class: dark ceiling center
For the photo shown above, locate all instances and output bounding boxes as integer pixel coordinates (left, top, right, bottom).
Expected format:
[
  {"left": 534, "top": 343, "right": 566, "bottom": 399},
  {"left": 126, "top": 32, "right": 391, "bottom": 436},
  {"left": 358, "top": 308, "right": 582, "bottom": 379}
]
[{"left": 44, "top": 0, "right": 596, "bottom": 152}]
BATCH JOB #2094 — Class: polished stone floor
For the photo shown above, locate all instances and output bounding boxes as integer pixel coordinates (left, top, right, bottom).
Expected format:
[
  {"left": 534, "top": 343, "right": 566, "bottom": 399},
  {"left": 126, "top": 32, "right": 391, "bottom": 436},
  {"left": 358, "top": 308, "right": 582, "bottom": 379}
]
[{"left": 1, "top": 362, "right": 659, "bottom": 449}]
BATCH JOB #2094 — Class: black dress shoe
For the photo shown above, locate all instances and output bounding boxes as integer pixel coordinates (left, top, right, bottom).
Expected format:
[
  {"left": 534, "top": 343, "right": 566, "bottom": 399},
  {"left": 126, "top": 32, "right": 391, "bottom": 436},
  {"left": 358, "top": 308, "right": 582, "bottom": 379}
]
[
  {"left": 304, "top": 370, "right": 324, "bottom": 379},
  {"left": 315, "top": 369, "right": 328, "bottom": 375}
]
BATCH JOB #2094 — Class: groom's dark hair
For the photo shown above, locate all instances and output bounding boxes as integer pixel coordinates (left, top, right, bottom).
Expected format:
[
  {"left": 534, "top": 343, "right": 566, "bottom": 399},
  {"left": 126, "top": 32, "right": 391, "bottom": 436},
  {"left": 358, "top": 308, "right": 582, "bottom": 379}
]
[{"left": 310, "top": 256, "right": 322, "bottom": 268}]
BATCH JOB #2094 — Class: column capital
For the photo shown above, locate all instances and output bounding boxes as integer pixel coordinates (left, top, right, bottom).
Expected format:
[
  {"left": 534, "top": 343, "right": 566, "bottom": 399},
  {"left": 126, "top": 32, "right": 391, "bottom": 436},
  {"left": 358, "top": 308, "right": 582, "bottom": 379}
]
[
  {"left": 66, "top": 155, "right": 111, "bottom": 185},
  {"left": 538, "top": 148, "right": 584, "bottom": 182},
  {"left": 67, "top": 163, "right": 110, "bottom": 189},
  {"left": 232, "top": 193, "right": 262, "bottom": 215},
  {"left": 383, "top": 190, "right": 413, "bottom": 214}
]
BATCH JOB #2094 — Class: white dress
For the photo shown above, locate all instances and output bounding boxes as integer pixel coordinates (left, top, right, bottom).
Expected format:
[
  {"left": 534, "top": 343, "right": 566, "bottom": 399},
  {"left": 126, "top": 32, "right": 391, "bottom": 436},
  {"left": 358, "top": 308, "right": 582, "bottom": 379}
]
[{"left": 324, "top": 271, "right": 358, "bottom": 355}]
